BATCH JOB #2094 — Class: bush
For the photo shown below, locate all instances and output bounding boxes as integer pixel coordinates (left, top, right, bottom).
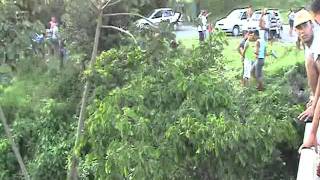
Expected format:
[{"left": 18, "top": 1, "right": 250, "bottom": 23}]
[{"left": 78, "top": 32, "right": 299, "bottom": 179}]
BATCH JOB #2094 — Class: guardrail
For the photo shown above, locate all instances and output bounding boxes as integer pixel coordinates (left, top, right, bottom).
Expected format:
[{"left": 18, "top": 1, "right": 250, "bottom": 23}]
[{"left": 297, "top": 122, "right": 320, "bottom": 180}]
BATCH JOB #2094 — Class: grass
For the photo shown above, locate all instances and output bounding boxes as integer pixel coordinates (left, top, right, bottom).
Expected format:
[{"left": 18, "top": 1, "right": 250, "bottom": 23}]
[
  {"left": 222, "top": 38, "right": 304, "bottom": 76},
  {"left": 180, "top": 35, "right": 303, "bottom": 71},
  {"left": 179, "top": 35, "right": 304, "bottom": 91}
]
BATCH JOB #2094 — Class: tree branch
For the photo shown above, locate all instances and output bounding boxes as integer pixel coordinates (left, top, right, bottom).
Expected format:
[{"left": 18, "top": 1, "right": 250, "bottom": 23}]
[
  {"left": 89, "top": 0, "right": 99, "bottom": 9},
  {"left": 68, "top": 10, "right": 104, "bottom": 180},
  {"left": 0, "top": 106, "right": 30, "bottom": 180},
  {"left": 106, "top": 0, "right": 122, "bottom": 7},
  {"left": 101, "top": 0, "right": 112, "bottom": 10},
  {"left": 101, "top": 25, "right": 137, "bottom": 44}
]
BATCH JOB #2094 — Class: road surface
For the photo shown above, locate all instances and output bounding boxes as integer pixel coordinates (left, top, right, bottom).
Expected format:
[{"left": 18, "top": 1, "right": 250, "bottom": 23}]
[{"left": 174, "top": 25, "right": 298, "bottom": 44}]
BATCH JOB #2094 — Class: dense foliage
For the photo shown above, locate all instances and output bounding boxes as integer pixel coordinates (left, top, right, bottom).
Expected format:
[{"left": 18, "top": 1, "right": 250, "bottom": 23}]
[{"left": 75, "top": 32, "right": 302, "bottom": 179}]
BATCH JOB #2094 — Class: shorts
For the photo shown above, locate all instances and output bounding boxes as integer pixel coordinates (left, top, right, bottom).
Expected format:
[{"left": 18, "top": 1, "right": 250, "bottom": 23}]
[
  {"left": 289, "top": 20, "right": 294, "bottom": 28},
  {"left": 252, "top": 58, "right": 265, "bottom": 81},
  {"left": 199, "top": 31, "right": 204, "bottom": 41},
  {"left": 260, "top": 29, "right": 269, "bottom": 41},
  {"left": 243, "top": 58, "right": 253, "bottom": 79}
]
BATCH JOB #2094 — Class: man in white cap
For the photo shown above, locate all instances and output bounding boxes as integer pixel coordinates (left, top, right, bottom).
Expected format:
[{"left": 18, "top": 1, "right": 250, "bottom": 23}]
[{"left": 297, "top": 9, "right": 320, "bottom": 149}]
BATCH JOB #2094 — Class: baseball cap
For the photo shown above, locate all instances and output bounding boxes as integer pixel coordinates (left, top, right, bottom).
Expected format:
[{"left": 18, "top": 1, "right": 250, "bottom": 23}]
[{"left": 294, "top": 9, "right": 314, "bottom": 27}]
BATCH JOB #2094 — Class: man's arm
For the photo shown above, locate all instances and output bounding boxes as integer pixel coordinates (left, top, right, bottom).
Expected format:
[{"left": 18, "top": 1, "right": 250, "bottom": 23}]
[
  {"left": 255, "top": 41, "right": 260, "bottom": 59},
  {"left": 238, "top": 44, "right": 242, "bottom": 55},
  {"left": 238, "top": 40, "right": 245, "bottom": 56},
  {"left": 259, "top": 15, "right": 265, "bottom": 30},
  {"left": 242, "top": 41, "right": 249, "bottom": 57},
  {"left": 205, "top": 12, "right": 212, "bottom": 17},
  {"left": 298, "top": 55, "right": 318, "bottom": 121},
  {"left": 309, "top": 60, "right": 320, "bottom": 115},
  {"left": 302, "top": 89, "right": 320, "bottom": 148}
]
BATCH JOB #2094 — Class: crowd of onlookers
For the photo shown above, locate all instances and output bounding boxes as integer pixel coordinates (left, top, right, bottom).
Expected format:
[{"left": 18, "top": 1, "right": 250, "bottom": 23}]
[{"left": 32, "top": 16, "right": 66, "bottom": 62}]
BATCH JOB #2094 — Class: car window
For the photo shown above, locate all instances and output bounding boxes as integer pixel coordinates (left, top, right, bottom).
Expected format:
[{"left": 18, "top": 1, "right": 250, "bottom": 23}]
[
  {"left": 241, "top": 12, "right": 247, "bottom": 20},
  {"left": 227, "top": 10, "right": 241, "bottom": 19},
  {"left": 163, "top": 10, "right": 172, "bottom": 17},
  {"left": 153, "top": 11, "right": 163, "bottom": 19},
  {"left": 252, "top": 12, "right": 262, "bottom": 20}
]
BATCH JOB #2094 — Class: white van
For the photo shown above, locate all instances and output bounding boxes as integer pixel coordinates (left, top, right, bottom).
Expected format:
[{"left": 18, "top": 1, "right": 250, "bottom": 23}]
[{"left": 215, "top": 8, "right": 249, "bottom": 36}]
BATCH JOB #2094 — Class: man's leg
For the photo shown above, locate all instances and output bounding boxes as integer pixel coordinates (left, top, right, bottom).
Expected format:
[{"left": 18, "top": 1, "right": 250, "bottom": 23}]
[
  {"left": 255, "top": 58, "right": 265, "bottom": 91},
  {"left": 265, "top": 29, "right": 269, "bottom": 41},
  {"left": 251, "top": 61, "right": 257, "bottom": 79},
  {"left": 243, "top": 59, "right": 251, "bottom": 86}
]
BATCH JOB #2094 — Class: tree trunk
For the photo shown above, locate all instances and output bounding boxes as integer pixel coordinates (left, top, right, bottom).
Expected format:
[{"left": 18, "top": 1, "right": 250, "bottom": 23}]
[
  {"left": 68, "top": 9, "right": 103, "bottom": 180},
  {"left": 196, "top": 0, "right": 201, "bottom": 16},
  {"left": 0, "top": 106, "right": 30, "bottom": 180}
]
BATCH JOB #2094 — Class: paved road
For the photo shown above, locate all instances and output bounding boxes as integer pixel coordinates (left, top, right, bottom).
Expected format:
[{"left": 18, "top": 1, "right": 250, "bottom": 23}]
[
  {"left": 279, "top": 25, "right": 298, "bottom": 44},
  {"left": 174, "top": 25, "right": 198, "bottom": 40},
  {"left": 175, "top": 24, "right": 298, "bottom": 44}
]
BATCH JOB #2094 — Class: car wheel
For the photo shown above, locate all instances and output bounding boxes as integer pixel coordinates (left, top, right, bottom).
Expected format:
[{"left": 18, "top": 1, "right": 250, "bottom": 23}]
[
  {"left": 143, "top": 23, "right": 150, "bottom": 29},
  {"left": 232, "top": 26, "right": 240, "bottom": 36}
]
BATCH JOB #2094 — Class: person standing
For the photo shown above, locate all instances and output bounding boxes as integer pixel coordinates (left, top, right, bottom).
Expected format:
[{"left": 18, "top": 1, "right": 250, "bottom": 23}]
[
  {"left": 242, "top": 5, "right": 254, "bottom": 36},
  {"left": 242, "top": 31, "right": 258, "bottom": 86},
  {"left": 48, "top": 16, "right": 59, "bottom": 57},
  {"left": 270, "top": 11, "right": 280, "bottom": 39},
  {"left": 288, "top": 9, "right": 295, "bottom": 37},
  {"left": 306, "top": 2, "right": 320, "bottom": 176},
  {"left": 296, "top": 9, "right": 320, "bottom": 149},
  {"left": 197, "top": 11, "right": 205, "bottom": 42},
  {"left": 259, "top": 8, "right": 270, "bottom": 41},
  {"left": 238, "top": 32, "right": 249, "bottom": 84},
  {"left": 252, "top": 30, "right": 267, "bottom": 91},
  {"left": 49, "top": 16, "right": 58, "bottom": 29}
]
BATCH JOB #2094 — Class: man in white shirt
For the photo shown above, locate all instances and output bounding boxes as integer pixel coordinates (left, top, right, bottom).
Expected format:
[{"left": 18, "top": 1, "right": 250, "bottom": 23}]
[
  {"left": 242, "top": 5, "right": 254, "bottom": 36},
  {"left": 197, "top": 11, "right": 205, "bottom": 41},
  {"left": 296, "top": 9, "right": 320, "bottom": 151},
  {"left": 301, "top": 2, "right": 320, "bottom": 176},
  {"left": 259, "top": 8, "right": 270, "bottom": 41}
]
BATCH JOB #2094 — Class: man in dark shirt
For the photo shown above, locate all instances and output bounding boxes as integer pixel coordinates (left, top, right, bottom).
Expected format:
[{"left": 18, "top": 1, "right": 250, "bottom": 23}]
[{"left": 238, "top": 32, "right": 249, "bottom": 85}]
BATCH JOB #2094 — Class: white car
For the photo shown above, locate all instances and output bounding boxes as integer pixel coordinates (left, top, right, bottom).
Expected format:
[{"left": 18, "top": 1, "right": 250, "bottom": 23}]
[
  {"left": 136, "top": 8, "right": 182, "bottom": 29},
  {"left": 215, "top": 8, "right": 249, "bottom": 36}
]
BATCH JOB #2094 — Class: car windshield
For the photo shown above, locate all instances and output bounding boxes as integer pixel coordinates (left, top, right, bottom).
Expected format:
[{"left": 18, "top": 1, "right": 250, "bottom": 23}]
[
  {"left": 227, "top": 10, "right": 241, "bottom": 19},
  {"left": 252, "top": 12, "right": 262, "bottom": 20}
]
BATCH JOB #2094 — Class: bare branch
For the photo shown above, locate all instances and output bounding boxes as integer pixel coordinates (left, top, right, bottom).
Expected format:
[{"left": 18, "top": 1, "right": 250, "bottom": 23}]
[
  {"left": 101, "top": 0, "right": 111, "bottom": 9},
  {"left": 101, "top": 25, "right": 137, "bottom": 44},
  {"left": 103, "top": 12, "right": 157, "bottom": 28},
  {"left": 68, "top": 11, "right": 104, "bottom": 180},
  {"left": 106, "top": 0, "right": 122, "bottom": 7},
  {"left": 0, "top": 106, "right": 30, "bottom": 180}
]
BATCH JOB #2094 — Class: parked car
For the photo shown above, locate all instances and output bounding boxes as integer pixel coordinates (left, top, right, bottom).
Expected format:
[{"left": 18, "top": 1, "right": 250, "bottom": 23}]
[
  {"left": 215, "top": 8, "right": 249, "bottom": 36},
  {"left": 136, "top": 8, "right": 183, "bottom": 29},
  {"left": 248, "top": 9, "right": 283, "bottom": 39}
]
